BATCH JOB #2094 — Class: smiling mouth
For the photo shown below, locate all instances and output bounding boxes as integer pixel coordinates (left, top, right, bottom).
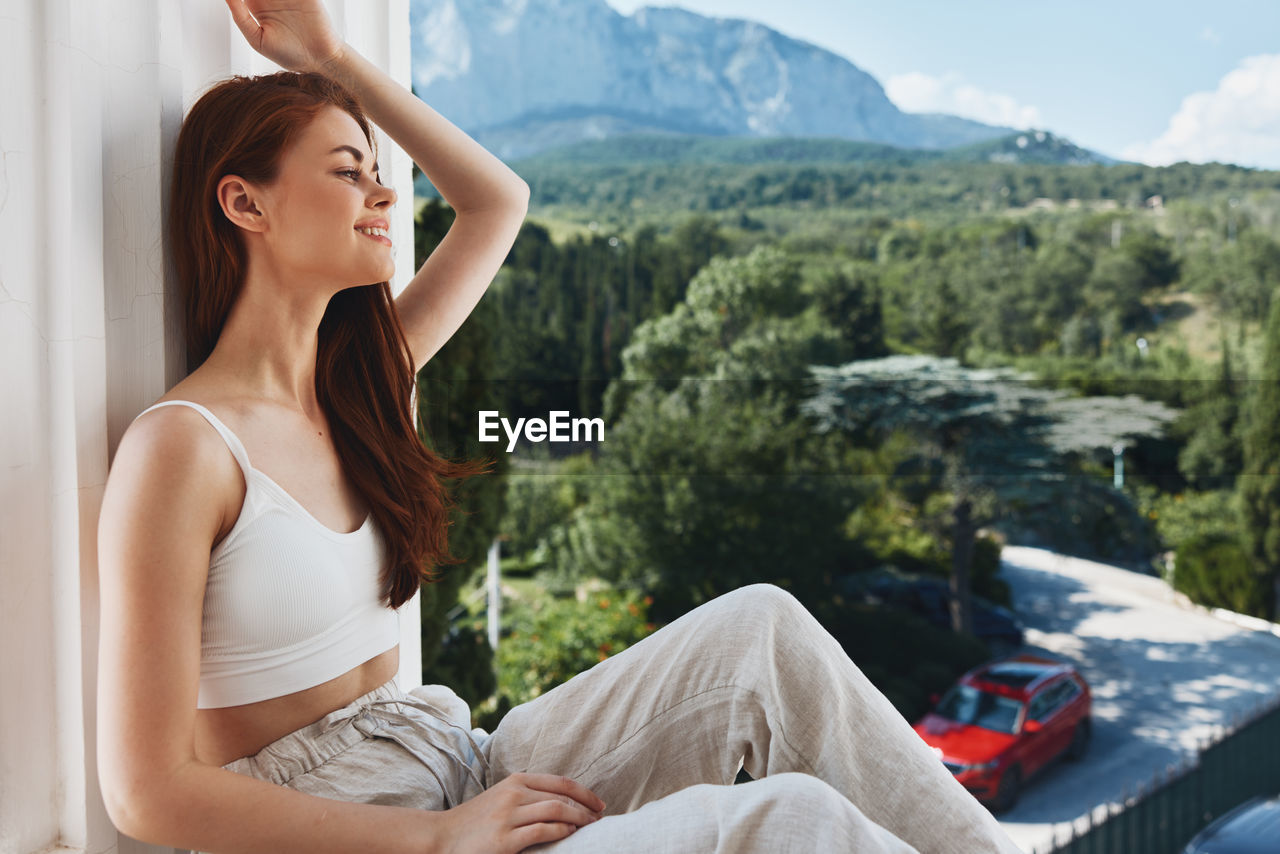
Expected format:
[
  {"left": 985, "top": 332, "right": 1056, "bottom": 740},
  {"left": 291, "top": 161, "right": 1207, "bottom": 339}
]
[{"left": 355, "top": 229, "right": 392, "bottom": 247}]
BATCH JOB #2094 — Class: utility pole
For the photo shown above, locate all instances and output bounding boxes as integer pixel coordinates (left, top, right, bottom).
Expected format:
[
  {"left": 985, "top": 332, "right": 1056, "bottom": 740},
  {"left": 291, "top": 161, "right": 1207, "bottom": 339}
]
[{"left": 487, "top": 539, "right": 501, "bottom": 652}]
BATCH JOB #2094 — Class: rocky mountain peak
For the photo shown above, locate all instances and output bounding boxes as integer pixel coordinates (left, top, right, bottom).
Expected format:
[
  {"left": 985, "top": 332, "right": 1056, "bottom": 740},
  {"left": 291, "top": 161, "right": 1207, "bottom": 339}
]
[{"left": 410, "top": 0, "right": 1016, "bottom": 159}]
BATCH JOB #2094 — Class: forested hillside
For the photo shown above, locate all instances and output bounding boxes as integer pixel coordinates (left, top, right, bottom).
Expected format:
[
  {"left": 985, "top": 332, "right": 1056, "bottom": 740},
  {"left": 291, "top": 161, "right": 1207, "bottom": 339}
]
[{"left": 413, "top": 138, "right": 1280, "bottom": 724}]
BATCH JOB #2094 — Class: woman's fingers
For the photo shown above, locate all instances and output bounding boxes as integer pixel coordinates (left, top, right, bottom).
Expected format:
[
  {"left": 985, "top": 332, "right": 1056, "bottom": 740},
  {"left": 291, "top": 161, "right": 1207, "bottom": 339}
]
[
  {"left": 510, "top": 821, "right": 579, "bottom": 851},
  {"left": 513, "top": 798, "right": 600, "bottom": 829},
  {"left": 431, "top": 773, "right": 609, "bottom": 854},
  {"left": 220, "top": 0, "right": 345, "bottom": 73},
  {"left": 512, "top": 772, "right": 607, "bottom": 814},
  {"left": 222, "top": 0, "right": 259, "bottom": 44}
]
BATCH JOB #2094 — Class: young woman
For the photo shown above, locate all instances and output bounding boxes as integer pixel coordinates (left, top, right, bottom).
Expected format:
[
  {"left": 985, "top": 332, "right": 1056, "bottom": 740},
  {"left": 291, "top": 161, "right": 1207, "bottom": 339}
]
[{"left": 95, "top": 2, "right": 1026, "bottom": 852}]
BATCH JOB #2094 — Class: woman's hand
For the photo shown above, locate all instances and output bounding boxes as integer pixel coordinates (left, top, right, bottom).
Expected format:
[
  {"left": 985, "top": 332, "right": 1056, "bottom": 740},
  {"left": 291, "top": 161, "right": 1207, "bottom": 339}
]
[
  {"left": 431, "top": 773, "right": 606, "bottom": 854},
  {"left": 223, "top": 0, "right": 347, "bottom": 74}
]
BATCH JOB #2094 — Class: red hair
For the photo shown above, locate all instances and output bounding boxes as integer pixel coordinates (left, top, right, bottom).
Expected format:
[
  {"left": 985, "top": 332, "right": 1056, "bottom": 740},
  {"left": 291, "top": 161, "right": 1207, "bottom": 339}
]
[{"left": 168, "top": 71, "right": 487, "bottom": 609}]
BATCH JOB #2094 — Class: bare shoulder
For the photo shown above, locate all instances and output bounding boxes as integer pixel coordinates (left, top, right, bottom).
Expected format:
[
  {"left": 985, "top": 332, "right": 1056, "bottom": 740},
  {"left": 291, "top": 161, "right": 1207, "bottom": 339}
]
[{"left": 102, "top": 396, "right": 245, "bottom": 551}]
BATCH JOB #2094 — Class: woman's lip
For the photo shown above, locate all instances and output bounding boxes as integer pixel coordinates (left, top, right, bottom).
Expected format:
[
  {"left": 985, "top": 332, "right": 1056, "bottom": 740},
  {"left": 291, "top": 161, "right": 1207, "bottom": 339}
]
[{"left": 356, "top": 229, "right": 392, "bottom": 247}]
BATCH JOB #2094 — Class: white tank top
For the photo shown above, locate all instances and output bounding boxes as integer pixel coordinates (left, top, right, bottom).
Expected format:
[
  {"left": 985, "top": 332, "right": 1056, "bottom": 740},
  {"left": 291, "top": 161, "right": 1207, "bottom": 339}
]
[{"left": 134, "top": 400, "right": 400, "bottom": 709}]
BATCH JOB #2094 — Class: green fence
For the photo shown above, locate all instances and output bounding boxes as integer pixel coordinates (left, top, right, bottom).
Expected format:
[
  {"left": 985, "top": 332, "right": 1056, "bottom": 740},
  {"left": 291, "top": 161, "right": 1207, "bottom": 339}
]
[{"left": 1038, "top": 696, "right": 1280, "bottom": 854}]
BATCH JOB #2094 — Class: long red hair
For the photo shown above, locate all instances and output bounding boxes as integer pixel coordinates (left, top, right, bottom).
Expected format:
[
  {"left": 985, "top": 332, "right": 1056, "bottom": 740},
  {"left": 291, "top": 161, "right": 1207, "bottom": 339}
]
[{"left": 168, "top": 71, "right": 487, "bottom": 609}]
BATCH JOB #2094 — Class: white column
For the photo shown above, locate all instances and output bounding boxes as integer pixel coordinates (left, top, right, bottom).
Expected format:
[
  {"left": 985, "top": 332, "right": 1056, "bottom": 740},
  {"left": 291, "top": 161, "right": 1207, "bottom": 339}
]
[{"left": 0, "top": 1, "right": 419, "bottom": 851}]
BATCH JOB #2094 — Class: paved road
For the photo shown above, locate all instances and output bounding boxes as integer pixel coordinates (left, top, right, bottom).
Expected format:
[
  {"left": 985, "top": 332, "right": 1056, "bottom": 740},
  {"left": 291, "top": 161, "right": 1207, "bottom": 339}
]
[{"left": 990, "top": 546, "right": 1280, "bottom": 854}]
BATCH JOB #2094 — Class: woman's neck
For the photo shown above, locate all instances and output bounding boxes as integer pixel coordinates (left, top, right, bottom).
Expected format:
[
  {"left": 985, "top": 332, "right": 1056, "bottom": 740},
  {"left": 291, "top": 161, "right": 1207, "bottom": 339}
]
[{"left": 204, "top": 278, "right": 330, "bottom": 415}]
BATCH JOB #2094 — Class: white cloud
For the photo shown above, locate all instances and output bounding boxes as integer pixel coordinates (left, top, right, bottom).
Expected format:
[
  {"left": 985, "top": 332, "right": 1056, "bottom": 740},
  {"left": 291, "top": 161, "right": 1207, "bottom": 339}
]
[
  {"left": 1121, "top": 54, "right": 1280, "bottom": 170},
  {"left": 884, "top": 71, "right": 1043, "bottom": 130}
]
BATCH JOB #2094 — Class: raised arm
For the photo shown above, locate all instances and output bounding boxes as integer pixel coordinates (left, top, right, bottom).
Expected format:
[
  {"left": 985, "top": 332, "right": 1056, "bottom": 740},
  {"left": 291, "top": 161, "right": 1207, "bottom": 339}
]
[
  {"left": 96, "top": 407, "right": 445, "bottom": 853},
  {"left": 224, "top": 0, "right": 529, "bottom": 374}
]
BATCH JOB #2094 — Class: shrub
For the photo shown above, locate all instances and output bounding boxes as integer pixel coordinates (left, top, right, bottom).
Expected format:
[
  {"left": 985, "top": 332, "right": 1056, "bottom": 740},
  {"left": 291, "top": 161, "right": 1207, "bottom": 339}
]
[
  {"left": 496, "top": 589, "right": 656, "bottom": 708},
  {"left": 1173, "top": 532, "right": 1268, "bottom": 618},
  {"left": 1133, "top": 485, "right": 1240, "bottom": 551}
]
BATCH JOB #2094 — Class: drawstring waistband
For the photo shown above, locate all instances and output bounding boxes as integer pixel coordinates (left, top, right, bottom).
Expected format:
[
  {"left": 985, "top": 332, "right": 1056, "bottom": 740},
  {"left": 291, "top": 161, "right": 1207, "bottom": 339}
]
[{"left": 316, "top": 691, "right": 491, "bottom": 808}]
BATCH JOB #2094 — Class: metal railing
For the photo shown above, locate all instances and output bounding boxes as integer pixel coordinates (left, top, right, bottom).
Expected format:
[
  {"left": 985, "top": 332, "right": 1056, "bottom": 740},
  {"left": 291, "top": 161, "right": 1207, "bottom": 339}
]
[{"left": 1037, "top": 695, "right": 1280, "bottom": 854}]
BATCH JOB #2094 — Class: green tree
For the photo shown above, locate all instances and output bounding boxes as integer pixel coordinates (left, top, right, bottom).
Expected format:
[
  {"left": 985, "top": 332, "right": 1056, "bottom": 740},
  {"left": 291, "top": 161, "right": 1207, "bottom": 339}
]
[
  {"left": 570, "top": 247, "right": 871, "bottom": 619},
  {"left": 1084, "top": 250, "right": 1149, "bottom": 332},
  {"left": 1239, "top": 297, "right": 1280, "bottom": 620},
  {"left": 1118, "top": 228, "right": 1179, "bottom": 293},
  {"left": 922, "top": 276, "right": 968, "bottom": 358},
  {"left": 1175, "top": 337, "right": 1242, "bottom": 491},
  {"left": 810, "top": 265, "right": 888, "bottom": 360},
  {"left": 1027, "top": 240, "right": 1091, "bottom": 346},
  {"left": 803, "top": 355, "right": 1179, "bottom": 636}
]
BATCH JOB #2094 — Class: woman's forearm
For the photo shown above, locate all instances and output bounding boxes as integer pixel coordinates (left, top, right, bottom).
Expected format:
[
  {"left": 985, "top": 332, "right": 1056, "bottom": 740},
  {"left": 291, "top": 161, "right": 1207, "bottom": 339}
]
[
  {"left": 112, "top": 759, "right": 440, "bottom": 854},
  {"left": 320, "top": 44, "right": 527, "bottom": 213}
]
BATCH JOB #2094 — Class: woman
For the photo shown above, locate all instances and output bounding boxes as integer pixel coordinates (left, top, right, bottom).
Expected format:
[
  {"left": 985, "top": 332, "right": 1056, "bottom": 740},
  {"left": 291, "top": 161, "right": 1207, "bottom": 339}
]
[{"left": 95, "top": 2, "right": 1025, "bottom": 852}]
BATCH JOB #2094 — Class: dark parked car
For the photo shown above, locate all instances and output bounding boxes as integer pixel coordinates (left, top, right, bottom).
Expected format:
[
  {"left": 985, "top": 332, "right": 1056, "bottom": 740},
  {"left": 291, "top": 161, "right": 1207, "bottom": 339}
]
[
  {"left": 1181, "top": 793, "right": 1280, "bottom": 853},
  {"left": 912, "top": 654, "right": 1092, "bottom": 812},
  {"left": 843, "top": 569, "right": 1025, "bottom": 655}
]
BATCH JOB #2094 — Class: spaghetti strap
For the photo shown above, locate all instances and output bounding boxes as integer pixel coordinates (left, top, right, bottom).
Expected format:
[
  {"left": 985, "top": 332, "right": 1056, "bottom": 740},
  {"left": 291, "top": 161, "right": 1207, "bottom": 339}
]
[{"left": 134, "top": 400, "right": 252, "bottom": 476}]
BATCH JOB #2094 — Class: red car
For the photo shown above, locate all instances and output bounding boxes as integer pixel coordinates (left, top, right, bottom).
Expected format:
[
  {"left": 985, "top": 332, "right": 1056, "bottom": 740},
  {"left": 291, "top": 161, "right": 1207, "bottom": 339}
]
[{"left": 912, "top": 654, "right": 1092, "bottom": 812}]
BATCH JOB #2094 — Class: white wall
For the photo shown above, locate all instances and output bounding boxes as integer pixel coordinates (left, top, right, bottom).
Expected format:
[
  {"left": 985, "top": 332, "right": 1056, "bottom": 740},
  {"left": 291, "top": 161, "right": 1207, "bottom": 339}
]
[{"left": 0, "top": 1, "right": 418, "bottom": 851}]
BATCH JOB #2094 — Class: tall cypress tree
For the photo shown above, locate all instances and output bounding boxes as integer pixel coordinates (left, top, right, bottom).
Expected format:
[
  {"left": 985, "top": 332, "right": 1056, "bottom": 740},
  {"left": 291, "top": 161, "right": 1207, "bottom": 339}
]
[{"left": 1240, "top": 296, "right": 1280, "bottom": 620}]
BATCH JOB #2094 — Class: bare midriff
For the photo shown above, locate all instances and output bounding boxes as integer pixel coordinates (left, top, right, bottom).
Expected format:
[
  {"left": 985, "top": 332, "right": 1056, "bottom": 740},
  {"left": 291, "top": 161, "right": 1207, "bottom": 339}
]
[{"left": 193, "top": 646, "right": 400, "bottom": 767}]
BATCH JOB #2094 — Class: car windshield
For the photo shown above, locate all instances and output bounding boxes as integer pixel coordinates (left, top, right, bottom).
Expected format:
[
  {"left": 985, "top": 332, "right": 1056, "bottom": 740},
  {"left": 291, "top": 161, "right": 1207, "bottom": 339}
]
[{"left": 935, "top": 684, "right": 1024, "bottom": 734}]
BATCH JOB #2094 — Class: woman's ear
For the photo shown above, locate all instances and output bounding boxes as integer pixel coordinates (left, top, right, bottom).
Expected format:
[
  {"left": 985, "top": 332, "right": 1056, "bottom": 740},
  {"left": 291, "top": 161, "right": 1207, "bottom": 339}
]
[{"left": 216, "top": 174, "right": 267, "bottom": 233}]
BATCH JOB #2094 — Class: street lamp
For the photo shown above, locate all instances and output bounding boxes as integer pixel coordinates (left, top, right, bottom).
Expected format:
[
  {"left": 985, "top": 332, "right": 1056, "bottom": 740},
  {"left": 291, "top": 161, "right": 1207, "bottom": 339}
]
[
  {"left": 1136, "top": 337, "right": 1148, "bottom": 359},
  {"left": 1112, "top": 442, "right": 1125, "bottom": 489}
]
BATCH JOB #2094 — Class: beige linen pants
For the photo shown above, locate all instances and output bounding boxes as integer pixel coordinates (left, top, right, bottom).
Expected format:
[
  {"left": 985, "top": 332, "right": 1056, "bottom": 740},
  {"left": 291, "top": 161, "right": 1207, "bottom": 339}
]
[{"left": 217, "top": 584, "right": 1023, "bottom": 853}]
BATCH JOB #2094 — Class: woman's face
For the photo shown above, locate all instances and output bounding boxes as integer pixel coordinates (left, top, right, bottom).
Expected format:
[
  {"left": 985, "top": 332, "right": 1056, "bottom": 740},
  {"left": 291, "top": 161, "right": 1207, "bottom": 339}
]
[{"left": 222, "top": 105, "right": 398, "bottom": 295}]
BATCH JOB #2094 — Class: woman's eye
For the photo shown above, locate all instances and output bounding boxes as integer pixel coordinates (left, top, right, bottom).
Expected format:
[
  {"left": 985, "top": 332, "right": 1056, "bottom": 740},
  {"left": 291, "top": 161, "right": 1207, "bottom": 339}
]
[{"left": 341, "top": 169, "right": 360, "bottom": 179}]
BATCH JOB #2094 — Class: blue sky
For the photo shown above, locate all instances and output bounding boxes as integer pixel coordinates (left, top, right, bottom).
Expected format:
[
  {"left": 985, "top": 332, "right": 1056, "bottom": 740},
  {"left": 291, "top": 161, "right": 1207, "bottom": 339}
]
[{"left": 603, "top": 0, "right": 1280, "bottom": 170}]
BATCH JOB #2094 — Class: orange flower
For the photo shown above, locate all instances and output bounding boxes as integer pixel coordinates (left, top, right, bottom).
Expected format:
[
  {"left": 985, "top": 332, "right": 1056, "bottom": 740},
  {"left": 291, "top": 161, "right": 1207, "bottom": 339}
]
[
  {"left": 627, "top": 603, "right": 640, "bottom": 616},
  {"left": 599, "top": 598, "right": 611, "bottom": 609},
  {"left": 643, "top": 595, "right": 653, "bottom": 606}
]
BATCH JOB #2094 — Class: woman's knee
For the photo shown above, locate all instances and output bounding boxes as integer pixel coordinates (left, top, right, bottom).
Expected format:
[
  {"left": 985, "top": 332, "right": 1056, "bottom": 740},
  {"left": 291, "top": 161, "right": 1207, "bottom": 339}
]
[
  {"left": 664, "top": 584, "right": 831, "bottom": 683},
  {"left": 681, "top": 584, "right": 818, "bottom": 663},
  {"left": 722, "top": 583, "right": 812, "bottom": 634}
]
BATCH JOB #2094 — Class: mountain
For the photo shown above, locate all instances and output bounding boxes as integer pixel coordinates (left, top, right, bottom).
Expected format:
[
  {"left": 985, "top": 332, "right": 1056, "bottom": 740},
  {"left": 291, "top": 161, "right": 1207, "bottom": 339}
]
[{"left": 410, "top": 0, "right": 1067, "bottom": 161}]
